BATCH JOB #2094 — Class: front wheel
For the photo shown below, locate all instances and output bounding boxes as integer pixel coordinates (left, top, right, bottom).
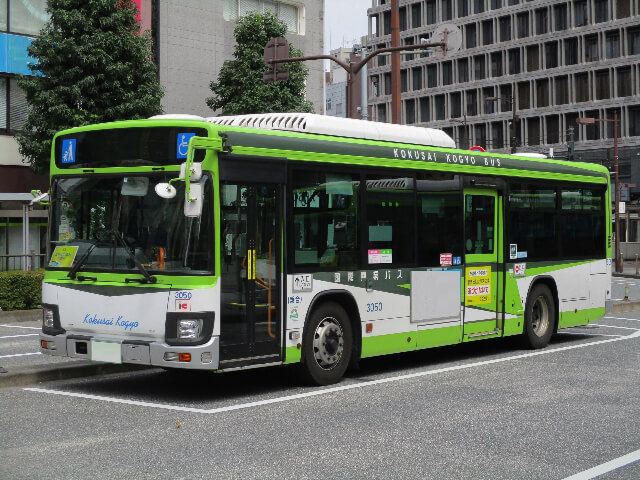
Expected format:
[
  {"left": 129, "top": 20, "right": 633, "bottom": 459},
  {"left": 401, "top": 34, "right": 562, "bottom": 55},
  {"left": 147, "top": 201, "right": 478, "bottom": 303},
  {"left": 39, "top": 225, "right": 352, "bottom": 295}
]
[
  {"left": 522, "top": 284, "right": 555, "bottom": 349},
  {"left": 301, "top": 302, "right": 353, "bottom": 386}
]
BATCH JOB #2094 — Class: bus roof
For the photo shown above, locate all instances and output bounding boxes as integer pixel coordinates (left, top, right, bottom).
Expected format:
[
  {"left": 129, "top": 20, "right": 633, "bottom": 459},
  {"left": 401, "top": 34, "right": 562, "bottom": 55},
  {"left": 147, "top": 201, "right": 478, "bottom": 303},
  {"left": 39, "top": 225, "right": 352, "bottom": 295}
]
[{"left": 151, "top": 113, "right": 456, "bottom": 149}]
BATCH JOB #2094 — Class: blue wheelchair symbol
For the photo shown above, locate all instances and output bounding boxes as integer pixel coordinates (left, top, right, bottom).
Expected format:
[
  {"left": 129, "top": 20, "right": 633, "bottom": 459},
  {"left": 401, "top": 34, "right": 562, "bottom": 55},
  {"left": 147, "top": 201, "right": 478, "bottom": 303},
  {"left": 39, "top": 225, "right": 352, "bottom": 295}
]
[
  {"left": 61, "top": 139, "right": 76, "bottom": 164},
  {"left": 177, "top": 133, "right": 195, "bottom": 159}
]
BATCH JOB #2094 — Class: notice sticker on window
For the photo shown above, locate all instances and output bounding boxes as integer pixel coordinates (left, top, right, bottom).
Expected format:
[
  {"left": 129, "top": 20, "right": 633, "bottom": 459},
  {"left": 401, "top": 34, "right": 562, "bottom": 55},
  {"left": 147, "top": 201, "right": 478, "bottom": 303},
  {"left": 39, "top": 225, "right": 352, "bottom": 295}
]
[
  {"left": 440, "top": 253, "right": 453, "bottom": 266},
  {"left": 368, "top": 249, "right": 392, "bottom": 264},
  {"left": 465, "top": 266, "right": 491, "bottom": 305},
  {"left": 48, "top": 245, "right": 79, "bottom": 268}
]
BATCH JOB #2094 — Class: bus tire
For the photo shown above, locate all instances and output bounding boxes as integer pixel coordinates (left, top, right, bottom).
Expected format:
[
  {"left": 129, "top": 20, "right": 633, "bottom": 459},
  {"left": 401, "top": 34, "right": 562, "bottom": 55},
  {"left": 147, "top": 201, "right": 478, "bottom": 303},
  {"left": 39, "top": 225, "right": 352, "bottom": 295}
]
[
  {"left": 522, "top": 284, "right": 555, "bottom": 349},
  {"left": 301, "top": 301, "right": 353, "bottom": 386}
]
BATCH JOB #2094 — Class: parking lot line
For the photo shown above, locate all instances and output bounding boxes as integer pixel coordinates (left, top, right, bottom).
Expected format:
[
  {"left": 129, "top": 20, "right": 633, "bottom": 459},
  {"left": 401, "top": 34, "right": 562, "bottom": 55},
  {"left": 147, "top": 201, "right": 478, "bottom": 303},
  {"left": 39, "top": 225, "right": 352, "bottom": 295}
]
[
  {"left": 592, "top": 323, "right": 640, "bottom": 331},
  {"left": 0, "top": 334, "right": 40, "bottom": 339},
  {"left": 604, "top": 316, "right": 640, "bottom": 322},
  {"left": 23, "top": 329, "right": 640, "bottom": 415},
  {"left": 0, "top": 325, "right": 41, "bottom": 330},
  {"left": 562, "top": 448, "right": 640, "bottom": 480},
  {"left": 0, "top": 352, "right": 41, "bottom": 359}
]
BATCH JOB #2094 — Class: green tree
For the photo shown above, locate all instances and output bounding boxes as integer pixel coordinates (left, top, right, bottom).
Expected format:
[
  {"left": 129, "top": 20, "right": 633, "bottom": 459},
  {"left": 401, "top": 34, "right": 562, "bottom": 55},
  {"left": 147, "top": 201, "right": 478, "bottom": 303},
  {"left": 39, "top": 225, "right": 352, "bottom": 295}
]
[
  {"left": 17, "top": 0, "right": 164, "bottom": 173},
  {"left": 207, "top": 12, "right": 314, "bottom": 115}
]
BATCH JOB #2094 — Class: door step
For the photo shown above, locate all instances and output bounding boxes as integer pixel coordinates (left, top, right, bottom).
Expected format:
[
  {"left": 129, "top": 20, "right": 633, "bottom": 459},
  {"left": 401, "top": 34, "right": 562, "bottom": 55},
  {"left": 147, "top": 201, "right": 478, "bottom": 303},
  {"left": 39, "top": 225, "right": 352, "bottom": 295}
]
[{"left": 466, "top": 329, "right": 500, "bottom": 339}]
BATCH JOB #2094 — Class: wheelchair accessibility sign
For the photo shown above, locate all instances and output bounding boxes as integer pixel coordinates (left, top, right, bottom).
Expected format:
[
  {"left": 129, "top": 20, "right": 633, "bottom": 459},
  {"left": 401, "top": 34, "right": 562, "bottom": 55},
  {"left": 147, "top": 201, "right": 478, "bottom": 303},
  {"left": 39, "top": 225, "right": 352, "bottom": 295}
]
[{"left": 177, "top": 133, "right": 195, "bottom": 159}]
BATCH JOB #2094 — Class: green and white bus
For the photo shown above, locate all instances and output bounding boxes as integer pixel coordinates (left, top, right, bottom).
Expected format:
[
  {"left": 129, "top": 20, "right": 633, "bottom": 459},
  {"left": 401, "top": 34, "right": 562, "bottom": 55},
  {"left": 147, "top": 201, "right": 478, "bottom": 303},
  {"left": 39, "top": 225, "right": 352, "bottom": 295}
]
[{"left": 39, "top": 113, "right": 612, "bottom": 385}]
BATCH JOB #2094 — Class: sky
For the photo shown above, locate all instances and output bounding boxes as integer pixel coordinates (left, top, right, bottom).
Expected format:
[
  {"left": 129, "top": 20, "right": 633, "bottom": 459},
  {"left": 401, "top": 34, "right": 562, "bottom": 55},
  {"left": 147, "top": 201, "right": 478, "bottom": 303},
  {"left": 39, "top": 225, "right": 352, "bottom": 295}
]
[{"left": 323, "top": 0, "right": 372, "bottom": 54}]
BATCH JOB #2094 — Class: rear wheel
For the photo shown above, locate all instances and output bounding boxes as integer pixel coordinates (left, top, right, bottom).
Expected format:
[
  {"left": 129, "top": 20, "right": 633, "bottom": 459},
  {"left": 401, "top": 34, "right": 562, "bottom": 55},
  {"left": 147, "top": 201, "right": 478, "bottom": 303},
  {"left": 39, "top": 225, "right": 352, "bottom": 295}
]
[
  {"left": 523, "top": 284, "right": 555, "bottom": 349},
  {"left": 301, "top": 302, "right": 352, "bottom": 386}
]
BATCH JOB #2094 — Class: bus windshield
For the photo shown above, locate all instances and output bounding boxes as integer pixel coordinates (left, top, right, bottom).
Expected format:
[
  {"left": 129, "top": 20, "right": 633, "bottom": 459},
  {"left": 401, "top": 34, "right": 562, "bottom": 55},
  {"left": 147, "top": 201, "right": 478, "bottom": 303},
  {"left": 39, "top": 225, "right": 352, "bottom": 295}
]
[{"left": 48, "top": 174, "right": 213, "bottom": 275}]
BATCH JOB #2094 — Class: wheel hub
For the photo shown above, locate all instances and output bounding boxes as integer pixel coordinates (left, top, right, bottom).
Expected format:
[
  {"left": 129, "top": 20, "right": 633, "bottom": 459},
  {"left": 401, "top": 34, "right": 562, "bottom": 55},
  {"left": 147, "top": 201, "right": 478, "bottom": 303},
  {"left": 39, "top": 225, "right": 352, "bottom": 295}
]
[
  {"left": 531, "top": 296, "right": 550, "bottom": 337},
  {"left": 313, "top": 317, "right": 344, "bottom": 369}
]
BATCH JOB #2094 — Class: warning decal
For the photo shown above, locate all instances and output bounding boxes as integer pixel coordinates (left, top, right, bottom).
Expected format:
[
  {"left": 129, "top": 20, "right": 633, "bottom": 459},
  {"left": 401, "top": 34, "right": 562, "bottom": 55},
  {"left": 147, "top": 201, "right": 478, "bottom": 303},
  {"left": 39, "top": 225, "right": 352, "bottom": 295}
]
[{"left": 465, "top": 266, "right": 491, "bottom": 305}]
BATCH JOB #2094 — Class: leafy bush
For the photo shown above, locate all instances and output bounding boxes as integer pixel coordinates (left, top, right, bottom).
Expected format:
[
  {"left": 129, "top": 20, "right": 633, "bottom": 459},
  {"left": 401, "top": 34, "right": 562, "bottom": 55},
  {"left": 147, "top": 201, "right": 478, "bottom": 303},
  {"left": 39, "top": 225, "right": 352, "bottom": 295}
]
[{"left": 0, "top": 270, "right": 44, "bottom": 311}]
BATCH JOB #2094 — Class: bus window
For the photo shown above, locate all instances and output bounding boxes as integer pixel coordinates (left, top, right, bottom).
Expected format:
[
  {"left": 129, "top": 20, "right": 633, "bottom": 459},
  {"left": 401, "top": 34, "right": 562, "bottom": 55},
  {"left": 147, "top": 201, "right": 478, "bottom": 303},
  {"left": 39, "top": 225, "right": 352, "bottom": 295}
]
[
  {"left": 291, "top": 169, "right": 360, "bottom": 270},
  {"left": 465, "top": 195, "right": 495, "bottom": 255},
  {"left": 365, "top": 174, "right": 415, "bottom": 265}
]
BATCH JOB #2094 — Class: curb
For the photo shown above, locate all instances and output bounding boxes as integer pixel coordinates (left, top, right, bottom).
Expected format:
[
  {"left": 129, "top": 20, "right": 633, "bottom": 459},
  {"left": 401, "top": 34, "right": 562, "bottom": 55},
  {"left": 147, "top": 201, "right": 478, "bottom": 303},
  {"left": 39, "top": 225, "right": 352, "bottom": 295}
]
[
  {"left": 610, "top": 300, "right": 640, "bottom": 313},
  {"left": 0, "top": 309, "right": 42, "bottom": 323},
  {"left": 0, "top": 361, "right": 153, "bottom": 389}
]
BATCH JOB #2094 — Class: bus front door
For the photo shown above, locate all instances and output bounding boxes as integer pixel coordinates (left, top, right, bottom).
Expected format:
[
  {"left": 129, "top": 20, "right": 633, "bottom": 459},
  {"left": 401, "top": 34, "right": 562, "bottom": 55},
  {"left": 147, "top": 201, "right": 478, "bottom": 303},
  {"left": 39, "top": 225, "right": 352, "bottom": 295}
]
[
  {"left": 219, "top": 183, "right": 281, "bottom": 368},
  {"left": 463, "top": 189, "right": 503, "bottom": 339}
]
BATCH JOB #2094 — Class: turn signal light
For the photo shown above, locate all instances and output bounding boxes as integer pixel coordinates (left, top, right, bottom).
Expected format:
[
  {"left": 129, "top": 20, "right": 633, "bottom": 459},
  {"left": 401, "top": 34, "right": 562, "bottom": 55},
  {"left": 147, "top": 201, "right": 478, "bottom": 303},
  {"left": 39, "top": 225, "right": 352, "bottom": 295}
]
[
  {"left": 41, "top": 340, "right": 48, "bottom": 349},
  {"left": 178, "top": 353, "right": 192, "bottom": 362}
]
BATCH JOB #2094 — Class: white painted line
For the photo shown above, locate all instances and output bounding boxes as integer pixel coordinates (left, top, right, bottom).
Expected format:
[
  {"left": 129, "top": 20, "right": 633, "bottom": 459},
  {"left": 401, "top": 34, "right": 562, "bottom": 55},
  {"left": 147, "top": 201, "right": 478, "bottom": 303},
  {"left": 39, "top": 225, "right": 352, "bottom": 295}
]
[
  {"left": 562, "top": 448, "right": 640, "bottom": 480},
  {"left": 0, "top": 325, "right": 40, "bottom": 330},
  {"left": 592, "top": 323, "right": 640, "bottom": 331},
  {"left": 24, "top": 329, "right": 640, "bottom": 415},
  {"left": 0, "top": 352, "right": 41, "bottom": 359},
  {"left": 0, "top": 334, "right": 40, "bottom": 339},
  {"left": 560, "top": 331, "right": 622, "bottom": 338},
  {"left": 605, "top": 316, "right": 640, "bottom": 322}
]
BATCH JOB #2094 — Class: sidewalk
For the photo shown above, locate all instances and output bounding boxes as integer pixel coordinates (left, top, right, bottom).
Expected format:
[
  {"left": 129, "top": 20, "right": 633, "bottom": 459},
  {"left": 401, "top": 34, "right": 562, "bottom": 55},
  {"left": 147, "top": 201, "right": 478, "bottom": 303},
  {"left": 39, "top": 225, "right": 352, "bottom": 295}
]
[{"left": 612, "top": 259, "right": 640, "bottom": 279}]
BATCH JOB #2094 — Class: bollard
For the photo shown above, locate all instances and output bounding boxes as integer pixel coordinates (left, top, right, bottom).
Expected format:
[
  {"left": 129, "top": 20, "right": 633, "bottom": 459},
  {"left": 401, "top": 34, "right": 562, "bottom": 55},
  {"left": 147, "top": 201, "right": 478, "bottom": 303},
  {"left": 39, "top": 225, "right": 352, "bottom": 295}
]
[{"left": 625, "top": 284, "right": 630, "bottom": 301}]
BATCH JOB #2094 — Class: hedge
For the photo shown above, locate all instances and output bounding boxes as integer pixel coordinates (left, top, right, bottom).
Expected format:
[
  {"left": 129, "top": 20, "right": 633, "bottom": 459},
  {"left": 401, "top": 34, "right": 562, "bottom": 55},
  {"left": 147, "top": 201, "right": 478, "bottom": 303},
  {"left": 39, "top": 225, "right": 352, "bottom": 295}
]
[{"left": 0, "top": 270, "right": 44, "bottom": 311}]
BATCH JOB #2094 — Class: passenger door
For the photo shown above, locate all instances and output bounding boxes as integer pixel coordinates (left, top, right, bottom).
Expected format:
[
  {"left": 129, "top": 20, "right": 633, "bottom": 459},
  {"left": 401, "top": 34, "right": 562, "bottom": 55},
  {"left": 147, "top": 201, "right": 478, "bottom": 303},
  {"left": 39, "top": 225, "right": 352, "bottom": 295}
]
[{"left": 463, "top": 189, "right": 503, "bottom": 338}]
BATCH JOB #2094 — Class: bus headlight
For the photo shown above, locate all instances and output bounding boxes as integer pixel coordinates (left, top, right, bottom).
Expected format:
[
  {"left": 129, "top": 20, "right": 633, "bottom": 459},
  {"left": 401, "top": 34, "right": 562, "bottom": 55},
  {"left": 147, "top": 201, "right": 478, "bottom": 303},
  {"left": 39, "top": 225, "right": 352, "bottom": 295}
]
[
  {"left": 43, "top": 308, "right": 55, "bottom": 329},
  {"left": 177, "top": 319, "right": 203, "bottom": 340},
  {"left": 165, "top": 312, "right": 214, "bottom": 346}
]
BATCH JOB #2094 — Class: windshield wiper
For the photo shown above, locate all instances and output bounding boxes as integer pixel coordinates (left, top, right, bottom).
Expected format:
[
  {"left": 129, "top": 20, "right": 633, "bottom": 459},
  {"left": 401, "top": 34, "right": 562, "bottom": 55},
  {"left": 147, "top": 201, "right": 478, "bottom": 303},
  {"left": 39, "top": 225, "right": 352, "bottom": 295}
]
[
  {"left": 67, "top": 240, "right": 101, "bottom": 280},
  {"left": 112, "top": 230, "right": 157, "bottom": 284}
]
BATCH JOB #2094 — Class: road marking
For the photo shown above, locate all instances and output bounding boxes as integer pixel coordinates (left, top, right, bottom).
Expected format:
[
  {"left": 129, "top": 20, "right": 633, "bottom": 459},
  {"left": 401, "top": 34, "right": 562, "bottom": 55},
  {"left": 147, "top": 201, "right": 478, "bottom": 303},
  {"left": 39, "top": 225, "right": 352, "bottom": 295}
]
[
  {"left": 560, "top": 331, "right": 622, "bottom": 338},
  {"left": 0, "top": 352, "right": 41, "bottom": 359},
  {"left": 562, "top": 448, "right": 640, "bottom": 480},
  {"left": 0, "top": 334, "right": 40, "bottom": 339},
  {"left": 0, "top": 325, "right": 40, "bottom": 330},
  {"left": 605, "top": 316, "right": 640, "bottom": 322},
  {"left": 24, "top": 329, "right": 640, "bottom": 415},
  {"left": 592, "top": 323, "right": 640, "bottom": 331}
]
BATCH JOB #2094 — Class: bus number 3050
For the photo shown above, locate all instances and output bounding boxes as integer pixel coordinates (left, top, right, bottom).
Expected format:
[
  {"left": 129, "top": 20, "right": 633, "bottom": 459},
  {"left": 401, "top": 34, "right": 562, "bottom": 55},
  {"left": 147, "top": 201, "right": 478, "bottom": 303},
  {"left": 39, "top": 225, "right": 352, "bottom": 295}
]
[{"left": 366, "top": 302, "right": 383, "bottom": 313}]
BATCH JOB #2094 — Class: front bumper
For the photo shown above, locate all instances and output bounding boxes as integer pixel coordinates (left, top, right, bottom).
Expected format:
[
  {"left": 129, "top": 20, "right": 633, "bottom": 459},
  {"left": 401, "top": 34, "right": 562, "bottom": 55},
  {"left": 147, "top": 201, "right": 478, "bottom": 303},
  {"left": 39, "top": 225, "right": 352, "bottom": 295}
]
[{"left": 40, "top": 332, "right": 220, "bottom": 370}]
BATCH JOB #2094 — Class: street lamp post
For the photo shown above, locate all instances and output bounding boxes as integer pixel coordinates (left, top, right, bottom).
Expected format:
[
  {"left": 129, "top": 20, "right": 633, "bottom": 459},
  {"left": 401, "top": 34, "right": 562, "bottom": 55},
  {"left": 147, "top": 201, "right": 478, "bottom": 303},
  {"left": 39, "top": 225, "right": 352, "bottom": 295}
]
[
  {"left": 486, "top": 95, "right": 517, "bottom": 154},
  {"left": 577, "top": 112, "right": 620, "bottom": 273}
]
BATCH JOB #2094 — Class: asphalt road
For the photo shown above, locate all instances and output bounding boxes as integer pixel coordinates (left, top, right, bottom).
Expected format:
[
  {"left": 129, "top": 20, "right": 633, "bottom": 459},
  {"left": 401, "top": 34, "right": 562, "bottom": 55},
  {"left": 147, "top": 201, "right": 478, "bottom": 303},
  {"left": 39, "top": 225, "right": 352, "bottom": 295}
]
[{"left": 1, "top": 312, "right": 639, "bottom": 479}]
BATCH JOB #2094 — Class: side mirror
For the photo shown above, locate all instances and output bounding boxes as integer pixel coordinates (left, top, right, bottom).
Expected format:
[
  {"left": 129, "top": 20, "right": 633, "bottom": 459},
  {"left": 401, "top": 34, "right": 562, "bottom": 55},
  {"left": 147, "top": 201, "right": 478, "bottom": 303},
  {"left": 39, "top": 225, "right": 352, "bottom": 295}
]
[
  {"left": 30, "top": 189, "right": 50, "bottom": 206},
  {"left": 184, "top": 182, "right": 203, "bottom": 217}
]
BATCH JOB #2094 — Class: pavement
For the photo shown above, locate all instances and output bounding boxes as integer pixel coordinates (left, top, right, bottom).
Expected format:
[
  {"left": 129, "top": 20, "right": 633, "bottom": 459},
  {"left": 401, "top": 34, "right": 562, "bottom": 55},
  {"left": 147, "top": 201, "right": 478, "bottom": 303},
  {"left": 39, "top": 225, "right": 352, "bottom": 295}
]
[{"left": 1, "top": 263, "right": 640, "bottom": 389}]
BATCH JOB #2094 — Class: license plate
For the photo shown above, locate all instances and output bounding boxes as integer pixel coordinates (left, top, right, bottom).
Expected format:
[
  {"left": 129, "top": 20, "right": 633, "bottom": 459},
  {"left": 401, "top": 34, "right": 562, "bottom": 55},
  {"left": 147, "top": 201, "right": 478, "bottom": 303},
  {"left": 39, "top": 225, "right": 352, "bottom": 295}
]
[{"left": 90, "top": 340, "right": 122, "bottom": 364}]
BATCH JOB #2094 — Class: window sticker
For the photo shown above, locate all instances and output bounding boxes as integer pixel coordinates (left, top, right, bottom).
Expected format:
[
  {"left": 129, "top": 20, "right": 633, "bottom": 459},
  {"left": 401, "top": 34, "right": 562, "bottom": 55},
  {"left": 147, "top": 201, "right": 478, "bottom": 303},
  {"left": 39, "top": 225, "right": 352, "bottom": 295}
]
[
  {"left": 368, "top": 249, "right": 392, "bottom": 264},
  {"left": 49, "top": 245, "right": 79, "bottom": 268},
  {"left": 177, "top": 132, "right": 195, "bottom": 159},
  {"left": 440, "top": 253, "right": 453, "bottom": 266},
  {"left": 465, "top": 266, "right": 491, "bottom": 305},
  {"left": 61, "top": 139, "right": 76, "bottom": 164}
]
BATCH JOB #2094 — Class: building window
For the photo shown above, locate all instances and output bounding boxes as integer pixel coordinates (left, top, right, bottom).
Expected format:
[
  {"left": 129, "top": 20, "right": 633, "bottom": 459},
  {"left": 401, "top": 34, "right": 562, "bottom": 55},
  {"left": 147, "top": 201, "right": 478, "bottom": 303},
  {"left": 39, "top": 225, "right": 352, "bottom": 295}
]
[
  {"left": 555, "top": 76, "right": 569, "bottom": 105},
  {"left": 517, "top": 81, "right": 530, "bottom": 109},
  {"left": 426, "top": 0, "right": 437, "bottom": 24},
  {"left": 427, "top": 64, "right": 437, "bottom": 88},
  {"left": 564, "top": 37, "right": 578, "bottom": 65},
  {"left": 595, "top": 70, "right": 610, "bottom": 99},
  {"left": 1, "top": 78, "right": 28, "bottom": 133},
  {"left": 384, "top": 72, "right": 391, "bottom": 95},
  {"left": 517, "top": 12, "right": 529, "bottom": 38},
  {"left": 536, "top": 78, "right": 549, "bottom": 108},
  {"left": 574, "top": 0, "right": 588, "bottom": 27},
  {"left": 6, "top": 0, "right": 48, "bottom": 35},
  {"left": 466, "top": 89, "right": 478, "bottom": 116},
  {"left": 535, "top": 8, "right": 548, "bottom": 35},
  {"left": 594, "top": 0, "right": 608, "bottom": 23},
  {"left": 442, "top": 0, "right": 453, "bottom": 21},
  {"left": 434, "top": 94, "right": 446, "bottom": 120},
  {"left": 474, "top": 55, "right": 486, "bottom": 80},
  {"left": 617, "top": 67, "right": 632, "bottom": 97},
  {"left": 629, "top": 106, "right": 640, "bottom": 137},
  {"left": 0, "top": 77, "right": 6, "bottom": 129},
  {"left": 412, "top": 67, "right": 422, "bottom": 91},
  {"left": 491, "top": 0, "right": 501, "bottom": 9},
  {"left": 326, "top": 98, "right": 331, "bottom": 111},
  {"left": 546, "top": 115, "right": 559, "bottom": 144},
  {"left": 545, "top": 42, "right": 558, "bottom": 69},
  {"left": 483, "top": 87, "right": 495, "bottom": 114},
  {"left": 628, "top": 28, "right": 640, "bottom": 55},
  {"left": 554, "top": 3, "right": 567, "bottom": 31},
  {"left": 224, "top": 0, "right": 302, "bottom": 34},
  {"left": 491, "top": 122, "right": 503, "bottom": 149},
  {"left": 499, "top": 16, "right": 511, "bottom": 42},
  {"left": 405, "top": 99, "right": 415, "bottom": 124},
  {"left": 420, "top": 97, "right": 429, "bottom": 122},
  {"left": 401, "top": 69, "right": 408, "bottom": 93},
  {"left": 465, "top": 23, "right": 477, "bottom": 48},
  {"left": 491, "top": 52, "right": 503, "bottom": 77},
  {"left": 616, "top": 0, "right": 630, "bottom": 18},
  {"left": 458, "top": 0, "right": 470, "bottom": 18},
  {"left": 526, "top": 44, "right": 539, "bottom": 72},
  {"left": 450, "top": 91, "right": 462, "bottom": 118},
  {"left": 508, "top": 48, "right": 521, "bottom": 74},
  {"left": 528, "top": 118, "right": 540, "bottom": 145},
  {"left": 458, "top": 58, "right": 469, "bottom": 83},
  {"left": 474, "top": 124, "right": 487, "bottom": 148},
  {"left": 474, "top": 0, "right": 485, "bottom": 14},
  {"left": 575, "top": 73, "right": 590, "bottom": 102},
  {"left": 399, "top": 6, "right": 408, "bottom": 31},
  {"left": 585, "top": 34, "right": 598, "bottom": 62},
  {"left": 377, "top": 103, "right": 387, "bottom": 123},
  {"left": 482, "top": 19, "right": 493, "bottom": 45},
  {"left": 442, "top": 61, "right": 453, "bottom": 85},
  {"left": 606, "top": 31, "right": 620, "bottom": 58},
  {"left": 411, "top": 3, "right": 422, "bottom": 28}
]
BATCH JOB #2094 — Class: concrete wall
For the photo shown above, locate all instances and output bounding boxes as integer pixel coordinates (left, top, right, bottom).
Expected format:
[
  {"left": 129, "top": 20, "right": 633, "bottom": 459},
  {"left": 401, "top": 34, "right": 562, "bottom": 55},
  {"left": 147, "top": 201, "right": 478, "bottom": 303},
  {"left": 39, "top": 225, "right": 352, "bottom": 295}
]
[{"left": 157, "top": 0, "right": 324, "bottom": 117}]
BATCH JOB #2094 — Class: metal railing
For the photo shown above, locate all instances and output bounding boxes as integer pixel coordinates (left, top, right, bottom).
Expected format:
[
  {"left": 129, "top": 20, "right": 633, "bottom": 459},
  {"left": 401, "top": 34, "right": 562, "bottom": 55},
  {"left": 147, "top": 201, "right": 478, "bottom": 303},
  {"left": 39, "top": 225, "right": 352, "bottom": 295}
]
[{"left": 0, "top": 253, "right": 46, "bottom": 272}]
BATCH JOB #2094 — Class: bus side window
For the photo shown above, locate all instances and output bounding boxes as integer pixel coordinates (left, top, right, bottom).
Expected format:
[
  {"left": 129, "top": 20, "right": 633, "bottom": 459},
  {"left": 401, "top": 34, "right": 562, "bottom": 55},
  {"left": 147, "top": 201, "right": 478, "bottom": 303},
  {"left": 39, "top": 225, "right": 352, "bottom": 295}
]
[{"left": 465, "top": 195, "right": 495, "bottom": 255}]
